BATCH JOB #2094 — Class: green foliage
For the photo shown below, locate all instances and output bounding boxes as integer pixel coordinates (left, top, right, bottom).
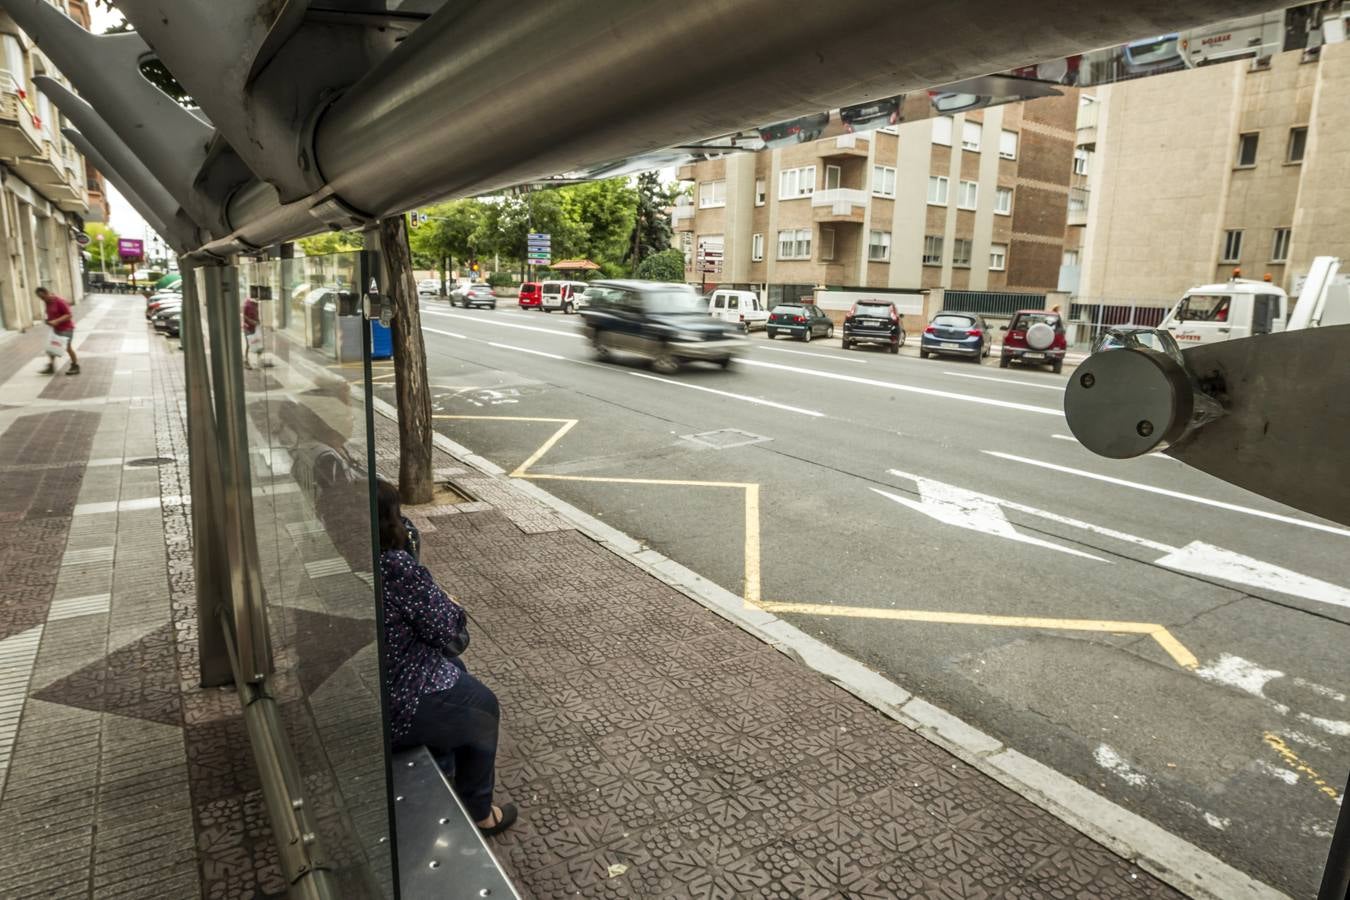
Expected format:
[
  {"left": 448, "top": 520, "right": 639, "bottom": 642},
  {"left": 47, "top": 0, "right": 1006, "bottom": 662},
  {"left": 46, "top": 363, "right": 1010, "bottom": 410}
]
[
  {"left": 296, "top": 230, "right": 364, "bottom": 257},
  {"left": 598, "top": 260, "right": 629, "bottom": 279},
  {"left": 487, "top": 271, "right": 516, "bottom": 288},
  {"left": 634, "top": 248, "right": 686, "bottom": 283},
  {"left": 626, "top": 172, "right": 675, "bottom": 268},
  {"left": 561, "top": 178, "right": 638, "bottom": 268},
  {"left": 84, "top": 222, "right": 120, "bottom": 272},
  {"left": 408, "top": 201, "right": 486, "bottom": 269}
]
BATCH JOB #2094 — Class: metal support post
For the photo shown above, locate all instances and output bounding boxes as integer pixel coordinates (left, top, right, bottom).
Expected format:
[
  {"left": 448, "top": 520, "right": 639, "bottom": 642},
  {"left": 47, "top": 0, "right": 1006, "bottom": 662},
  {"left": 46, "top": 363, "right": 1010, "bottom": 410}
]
[{"left": 1318, "top": 770, "right": 1350, "bottom": 899}]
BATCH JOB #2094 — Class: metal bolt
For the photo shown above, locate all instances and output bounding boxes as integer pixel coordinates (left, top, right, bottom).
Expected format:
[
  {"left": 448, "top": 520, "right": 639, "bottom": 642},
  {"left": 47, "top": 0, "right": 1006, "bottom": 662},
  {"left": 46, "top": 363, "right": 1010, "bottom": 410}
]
[
  {"left": 301, "top": 832, "right": 317, "bottom": 845},
  {"left": 438, "top": 817, "right": 449, "bottom": 825},
  {"left": 291, "top": 798, "right": 305, "bottom": 810},
  {"left": 479, "top": 890, "right": 492, "bottom": 897},
  {"left": 378, "top": 836, "right": 388, "bottom": 844},
  {"left": 395, "top": 795, "right": 404, "bottom": 802},
  {"left": 1079, "top": 372, "right": 1095, "bottom": 389},
  {"left": 1136, "top": 420, "right": 1154, "bottom": 437},
  {"left": 429, "top": 861, "right": 440, "bottom": 869}
]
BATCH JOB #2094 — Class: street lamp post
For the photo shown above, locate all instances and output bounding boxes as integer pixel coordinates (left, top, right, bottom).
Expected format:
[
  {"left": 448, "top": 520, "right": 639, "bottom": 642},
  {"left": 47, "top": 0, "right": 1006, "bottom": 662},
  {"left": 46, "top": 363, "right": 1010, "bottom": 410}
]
[{"left": 98, "top": 233, "right": 107, "bottom": 278}]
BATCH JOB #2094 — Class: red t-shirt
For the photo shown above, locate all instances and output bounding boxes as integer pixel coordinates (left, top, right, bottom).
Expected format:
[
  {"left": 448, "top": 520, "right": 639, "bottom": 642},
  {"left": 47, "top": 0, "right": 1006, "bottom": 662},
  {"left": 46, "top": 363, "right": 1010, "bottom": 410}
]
[{"left": 44, "top": 295, "right": 74, "bottom": 334}]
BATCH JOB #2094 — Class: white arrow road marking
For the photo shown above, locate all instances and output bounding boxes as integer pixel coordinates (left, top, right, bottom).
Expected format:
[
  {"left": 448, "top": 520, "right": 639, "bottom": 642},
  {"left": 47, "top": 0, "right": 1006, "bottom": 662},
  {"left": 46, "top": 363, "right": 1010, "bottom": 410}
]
[
  {"left": 872, "top": 483, "right": 1106, "bottom": 561},
  {"left": 885, "top": 468, "right": 1350, "bottom": 611},
  {"left": 1156, "top": 542, "right": 1350, "bottom": 611}
]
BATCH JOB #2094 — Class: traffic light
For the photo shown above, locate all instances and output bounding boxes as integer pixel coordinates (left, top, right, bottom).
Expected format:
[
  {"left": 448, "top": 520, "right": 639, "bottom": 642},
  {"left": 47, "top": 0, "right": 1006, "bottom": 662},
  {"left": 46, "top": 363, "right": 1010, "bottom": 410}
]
[
  {"left": 409, "top": 213, "right": 418, "bottom": 229},
  {"left": 471, "top": 262, "right": 480, "bottom": 273}
]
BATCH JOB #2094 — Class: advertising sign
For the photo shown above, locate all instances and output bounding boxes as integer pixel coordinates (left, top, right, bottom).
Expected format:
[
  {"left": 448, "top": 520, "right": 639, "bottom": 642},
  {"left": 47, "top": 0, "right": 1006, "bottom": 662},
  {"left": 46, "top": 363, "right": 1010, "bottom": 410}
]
[{"left": 117, "top": 238, "right": 144, "bottom": 261}]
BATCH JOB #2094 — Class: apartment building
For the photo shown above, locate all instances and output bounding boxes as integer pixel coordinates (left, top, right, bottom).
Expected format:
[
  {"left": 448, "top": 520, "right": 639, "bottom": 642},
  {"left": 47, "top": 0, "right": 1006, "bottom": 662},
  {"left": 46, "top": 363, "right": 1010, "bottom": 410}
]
[
  {"left": 673, "top": 92, "right": 1079, "bottom": 303},
  {"left": 0, "top": 0, "right": 93, "bottom": 332},
  {"left": 1074, "top": 37, "right": 1350, "bottom": 306}
]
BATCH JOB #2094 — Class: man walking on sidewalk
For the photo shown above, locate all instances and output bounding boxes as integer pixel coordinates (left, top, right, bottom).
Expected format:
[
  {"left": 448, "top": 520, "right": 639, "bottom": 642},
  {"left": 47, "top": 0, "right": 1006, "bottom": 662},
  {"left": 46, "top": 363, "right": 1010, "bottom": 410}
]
[{"left": 37, "top": 286, "right": 79, "bottom": 375}]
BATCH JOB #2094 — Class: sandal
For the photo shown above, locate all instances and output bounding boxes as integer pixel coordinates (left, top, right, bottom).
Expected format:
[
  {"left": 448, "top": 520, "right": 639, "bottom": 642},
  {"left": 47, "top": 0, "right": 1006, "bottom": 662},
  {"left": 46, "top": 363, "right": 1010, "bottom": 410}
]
[{"left": 477, "top": 802, "right": 517, "bottom": 837}]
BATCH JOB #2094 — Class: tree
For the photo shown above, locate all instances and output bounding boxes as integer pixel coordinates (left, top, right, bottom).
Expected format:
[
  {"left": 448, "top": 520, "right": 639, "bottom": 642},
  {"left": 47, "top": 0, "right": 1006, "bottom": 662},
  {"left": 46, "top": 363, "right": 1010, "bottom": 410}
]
[
  {"left": 634, "top": 248, "right": 686, "bottom": 282},
  {"left": 84, "top": 222, "right": 120, "bottom": 275},
  {"left": 626, "top": 172, "right": 674, "bottom": 270},
  {"left": 376, "top": 217, "right": 434, "bottom": 505},
  {"left": 561, "top": 178, "right": 638, "bottom": 269},
  {"left": 408, "top": 200, "right": 485, "bottom": 286},
  {"left": 477, "top": 191, "right": 582, "bottom": 278},
  {"left": 296, "top": 230, "right": 364, "bottom": 257}
]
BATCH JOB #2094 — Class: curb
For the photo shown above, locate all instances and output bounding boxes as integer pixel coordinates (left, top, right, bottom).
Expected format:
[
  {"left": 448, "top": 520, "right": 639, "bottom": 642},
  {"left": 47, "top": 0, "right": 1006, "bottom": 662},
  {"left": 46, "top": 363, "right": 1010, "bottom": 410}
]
[{"left": 373, "top": 396, "right": 1288, "bottom": 900}]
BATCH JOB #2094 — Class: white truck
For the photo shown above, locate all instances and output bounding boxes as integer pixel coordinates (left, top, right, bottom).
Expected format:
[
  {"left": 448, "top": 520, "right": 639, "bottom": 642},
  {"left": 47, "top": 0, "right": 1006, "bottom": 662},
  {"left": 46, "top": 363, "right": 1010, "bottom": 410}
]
[{"left": 1160, "top": 257, "right": 1346, "bottom": 346}]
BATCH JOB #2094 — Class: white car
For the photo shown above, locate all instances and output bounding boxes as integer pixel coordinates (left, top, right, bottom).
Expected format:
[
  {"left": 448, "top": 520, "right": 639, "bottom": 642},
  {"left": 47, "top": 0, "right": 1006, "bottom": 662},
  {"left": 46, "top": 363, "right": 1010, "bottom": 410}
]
[
  {"left": 708, "top": 289, "right": 770, "bottom": 332},
  {"left": 417, "top": 278, "right": 441, "bottom": 297}
]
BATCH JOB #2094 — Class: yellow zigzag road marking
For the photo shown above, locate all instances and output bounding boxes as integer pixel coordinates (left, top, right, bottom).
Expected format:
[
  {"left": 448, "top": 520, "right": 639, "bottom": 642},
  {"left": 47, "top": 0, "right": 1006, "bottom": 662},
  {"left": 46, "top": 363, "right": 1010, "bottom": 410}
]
[{"left": 434, "top": 414, "right": 1197, "bottom": 669}]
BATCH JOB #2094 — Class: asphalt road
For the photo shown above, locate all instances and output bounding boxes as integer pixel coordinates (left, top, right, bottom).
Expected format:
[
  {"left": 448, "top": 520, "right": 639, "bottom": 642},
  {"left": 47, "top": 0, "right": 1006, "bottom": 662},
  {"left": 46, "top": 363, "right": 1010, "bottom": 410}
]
[{"left": 383, "top": 299, "right": 1349, "bottom": 896}]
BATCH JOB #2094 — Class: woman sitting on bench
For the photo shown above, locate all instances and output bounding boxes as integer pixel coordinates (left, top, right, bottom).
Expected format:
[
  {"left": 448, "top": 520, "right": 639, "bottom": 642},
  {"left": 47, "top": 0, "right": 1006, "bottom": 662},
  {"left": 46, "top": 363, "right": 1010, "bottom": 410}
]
[{"left": 377, "top": 480, "right": 517, "bottom": 836}]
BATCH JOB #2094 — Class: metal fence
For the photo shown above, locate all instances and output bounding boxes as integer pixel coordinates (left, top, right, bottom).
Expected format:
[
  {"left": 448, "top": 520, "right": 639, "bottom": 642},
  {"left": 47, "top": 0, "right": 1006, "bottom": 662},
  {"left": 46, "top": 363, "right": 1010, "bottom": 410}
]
[
  {"left": 942, "top": 290, "right": 1046, "bottom": 316},
  {"left": 1069, "top": 302, "right": 1170, "bottom": 346}
]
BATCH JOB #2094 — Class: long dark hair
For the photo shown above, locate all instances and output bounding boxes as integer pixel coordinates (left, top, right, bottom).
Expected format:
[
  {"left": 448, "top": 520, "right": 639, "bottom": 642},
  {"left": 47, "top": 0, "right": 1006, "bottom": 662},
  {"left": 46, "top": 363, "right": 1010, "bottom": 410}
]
[{"left": 376, "top": 478, "right": 408, "bottom": 552}]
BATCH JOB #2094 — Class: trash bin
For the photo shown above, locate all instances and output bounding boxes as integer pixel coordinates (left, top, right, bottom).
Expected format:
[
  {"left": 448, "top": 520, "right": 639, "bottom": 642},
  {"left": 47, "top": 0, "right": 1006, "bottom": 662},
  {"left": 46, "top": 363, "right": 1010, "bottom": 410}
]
[{"left": 370, "top": 319, "right": 392, "bottom": 359}]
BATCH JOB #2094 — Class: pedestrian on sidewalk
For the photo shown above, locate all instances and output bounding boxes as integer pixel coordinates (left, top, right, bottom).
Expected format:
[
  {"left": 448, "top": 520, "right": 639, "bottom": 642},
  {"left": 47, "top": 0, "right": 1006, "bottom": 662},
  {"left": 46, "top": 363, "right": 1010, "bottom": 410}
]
[
  {"left": 376, "top": 480, "right": 517, "bottom": 836},
  {"left": 242, "top": 294, "right": 263, "bottom": 369},
  {"left": 37, "top": 287, "right": 79, "bottom": 375}
]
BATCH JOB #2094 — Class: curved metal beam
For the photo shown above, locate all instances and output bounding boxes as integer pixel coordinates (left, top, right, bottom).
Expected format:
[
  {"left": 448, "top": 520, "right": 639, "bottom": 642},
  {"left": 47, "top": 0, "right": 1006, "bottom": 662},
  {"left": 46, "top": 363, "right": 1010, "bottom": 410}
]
[
  {"left": 63, "top": 128, "right": 174, "bottom": 251},
  {"left": 3, "top": 0, "right": 219, "bottom": 228},
  {"left": 37, "top": 76, "right": 200, "bottom": 251}
]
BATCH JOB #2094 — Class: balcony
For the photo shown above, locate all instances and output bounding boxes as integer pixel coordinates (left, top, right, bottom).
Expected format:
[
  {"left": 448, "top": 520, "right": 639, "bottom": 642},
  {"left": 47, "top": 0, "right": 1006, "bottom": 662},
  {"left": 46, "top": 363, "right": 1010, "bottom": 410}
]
[
  {"left": 810, "top": 188, "right": 867, "bottom": 223},
  {"left": 671, "top": 203, "right": 695, "bottom": 231},
  {"left": 1066, "top": 187, "right": 1090, "bottom": 226},
  {"left": 676, "top": 163, "right": 696, "bottom": 181},
  {"left": 13, "top": 136, "right": 67, "bottom": 195},
  {"left": 0, "top": 76, "right": 45, "bottom": 159},
  {"left": 1076, "top": 99, "right": 1098, "bottom": 150},
  {"left": 817, "top": 133, "right": 869, "bottom": 160}
]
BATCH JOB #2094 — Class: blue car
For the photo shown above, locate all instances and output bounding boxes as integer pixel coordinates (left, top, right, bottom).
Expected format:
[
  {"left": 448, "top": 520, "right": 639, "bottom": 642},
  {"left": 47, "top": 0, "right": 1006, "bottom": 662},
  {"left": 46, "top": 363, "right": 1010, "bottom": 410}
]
[{"left": 919, "top": 311, "right": 991, "bottom": 362}]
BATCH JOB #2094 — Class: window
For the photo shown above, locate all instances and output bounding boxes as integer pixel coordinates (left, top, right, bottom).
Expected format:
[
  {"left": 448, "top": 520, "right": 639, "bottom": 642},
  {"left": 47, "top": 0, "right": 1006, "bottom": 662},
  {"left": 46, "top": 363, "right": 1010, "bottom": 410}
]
[
  {"left": 679, "top": 232, "right": 693, "bottom": 265},
  {"left": 1, "top": 35, "right": 23, "bottom": 89},
  {"left": 698, "top": 179, "right": 726, "bottom": 208},
  {"left": 754, "top": 177, "right": 766, "bottom": 205},
  {"left": 989, "top": 243, "right": 1007, "bottom": 271},
  {"left": 872, "top": 165, "right": 896, "bottom": 197},
  {"left": 1287, "top": 127, "right": 1307, "bottom": 163},
  {"left": 751, "top": 232, "right": 764, "bottom": 261},
  {"left": 932, "top": 116, "right": 953, "bottom": 146},
  {"left": 958, "top": 180, "right": 978, "bottom": 210},
  {"left": 994, "top": 187, "right": 1013, "bottom": 215},
  {"left": 824, "top": 165, "right": 841, "bottom": 190},
  {"left": 819, "top": 226, "right": 836, "bottom": 260},
  {"left": 922, "top": 235, "right": 944, "bottom": 265},
  {"left": 999, "top": 130, "right": 1018, "bottom": 160},
  {"left": 868, "top": 230, "right": 891, "bottom": 262},
  {"left": 1271, "top": 227, "right": 1290, "bottom": 262},
  {"left": 1062, "top": 249, "right": 1080, "bottom": 267},
  {"left": 927, "top": 176, "right": 949, "bottom": 205},
  {"left": 1221, "top": 229, "right": 1243, "bottom": 263},
  {"left": 1237, "top": 133, "right": 1259, "bottom": 167},
  {"left": 1073, "top": 148, "right": 1090, "bottom": 175},
  {"left": 952, "top": 238, "right": 973, "bottom": 267},
  {"left": 779, "top": 166, "right": 816, "bottom": 199},
  {"left": 777, "top": 228, "right": 811, "bottom": 259},
  {"left": 961, "top": 120, "right": 982, "bottom": 151}
]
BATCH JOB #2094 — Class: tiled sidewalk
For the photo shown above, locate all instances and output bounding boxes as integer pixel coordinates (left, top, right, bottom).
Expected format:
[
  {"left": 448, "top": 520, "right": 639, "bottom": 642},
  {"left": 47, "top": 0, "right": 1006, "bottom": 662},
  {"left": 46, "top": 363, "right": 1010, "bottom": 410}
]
[{"left": 374, "top": 414, "right": 1182, "bottom": 899}]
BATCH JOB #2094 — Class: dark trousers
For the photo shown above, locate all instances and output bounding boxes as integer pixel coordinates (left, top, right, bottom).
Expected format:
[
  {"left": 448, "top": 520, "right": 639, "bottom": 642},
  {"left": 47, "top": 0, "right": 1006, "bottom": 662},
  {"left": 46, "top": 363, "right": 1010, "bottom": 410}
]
[{"left": 402, "top": 667, "right": 500, "bottom": 821}]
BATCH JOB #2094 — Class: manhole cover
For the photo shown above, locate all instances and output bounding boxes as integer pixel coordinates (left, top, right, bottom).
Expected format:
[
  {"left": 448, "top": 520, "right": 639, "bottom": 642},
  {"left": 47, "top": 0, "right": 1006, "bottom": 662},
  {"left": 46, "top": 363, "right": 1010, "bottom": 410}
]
[
  {"left": 681, "top": 429, "right": 770, "bottom": 450},
  {"left": 125, "top": 456, "right": 175, "bottom": 467}
]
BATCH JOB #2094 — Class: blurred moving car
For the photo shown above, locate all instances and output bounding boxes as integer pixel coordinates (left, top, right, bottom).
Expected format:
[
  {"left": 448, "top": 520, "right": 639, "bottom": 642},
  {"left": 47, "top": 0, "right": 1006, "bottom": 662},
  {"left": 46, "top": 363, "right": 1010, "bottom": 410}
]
[
  {"left": 757, "top": 112, "right": 831, "bottom": 149},
  {"left": 839, "top": 97, "right": 901, "bottom": 132},
  {"left": 919, "top": 311, "right": 991, "bottom": 361},
  {"left": 842, "top": 300, "right": 905, "bottom": 352},
  {"left": 518, "top": 282, "right": 542, "bottom": 309},
  {"left": 541, "top": 280, "right": 589, "bottom": 314},
  {"left": 1000, "top": 309, "right": 1067, "bottom": 373},
  {"left": 451, "top": 284, "right": 497, "bottom": 309},
  {"left": 708, "top": 289, "right": 769, "bottom": 332},
  {"left": 579, "top": 280, "right": 745, "bottom": 373},
  {"left": 1090, "top": 325, "right": 1184, "bottom": 363},
  {"left": 767, "top": 304, "right": 834, "bottom": 342},
  {"left": 417, "top": 278, "right": 441, "bottom": 297}
]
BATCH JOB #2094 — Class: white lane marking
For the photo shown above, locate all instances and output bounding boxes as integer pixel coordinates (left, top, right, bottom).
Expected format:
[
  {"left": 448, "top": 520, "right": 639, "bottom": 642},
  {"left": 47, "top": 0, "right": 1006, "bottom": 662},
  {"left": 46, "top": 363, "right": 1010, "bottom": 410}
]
[
  {"left": 423, "top": 326, "right": 467, "bottom": 340},
  {"left": 1256, "top": 760, "right": 1300, "bottom": 785},
  {"left": 1051, "top": 433, "right": 1171, "bottom": 460},
  {"left": 754, "top": 344, "right": 867, "bottom": 364},
  {"left": 872, "top": 485, "right": 1105, "bottom": 561},
  {"left": 486, "top": 341, "right": 567, "bottom": 361},
  {"left": 740, "top": 357, "right": 1062, "bottom": 416},
  {"left": 1195, "top": 654, "right": 1285, "bottom": 702},
  {"left": 943, "top": 371, "right": 1063, "bottom": 391},
  {"left": 1094, "top": 745, "right": 1149, "bottom": 787},
  {"left": 1298, "top": 714, "right": 1350, "bottom": 737},
  {"left": 423, "top": 309, "right": 582, "bottom": 339},
  {"left": 628, "top": 371, "right": 824, "bottom": 418},
  {"left": 984, "top": 451, "right": 1350, "bottom": 538},
  {"left": 1203, "top": 813, "right": 1231, "bottom": 831},
  {"left": 1293, "top": 678, "right": 1346, "bottom": 703},
  {"left": 1156, "top": 542, "right": 1350, "bottom": 611}
]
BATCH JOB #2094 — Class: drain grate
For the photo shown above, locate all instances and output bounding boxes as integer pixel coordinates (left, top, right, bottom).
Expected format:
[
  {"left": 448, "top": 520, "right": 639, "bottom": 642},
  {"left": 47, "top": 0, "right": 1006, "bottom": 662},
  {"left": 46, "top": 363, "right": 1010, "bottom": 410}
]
[
  {"left": 125, "top": 456, "right": 175, "bottom": 467},
  {"left": 681, "top": 429, "right": 770, "bottom": 450}
]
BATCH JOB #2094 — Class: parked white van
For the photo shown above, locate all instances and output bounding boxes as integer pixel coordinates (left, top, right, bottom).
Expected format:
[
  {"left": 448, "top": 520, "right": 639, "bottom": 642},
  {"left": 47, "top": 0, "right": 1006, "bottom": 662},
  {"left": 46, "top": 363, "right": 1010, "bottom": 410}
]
[
  {"left": 1160, "top": 276, "right": 1288, "bottom": 346},
  {"left": 708, "top": 289, "right": 770, "bottom": 332},
  {"left": 541, "top": 280, "right": 589, "bottom": 314}
]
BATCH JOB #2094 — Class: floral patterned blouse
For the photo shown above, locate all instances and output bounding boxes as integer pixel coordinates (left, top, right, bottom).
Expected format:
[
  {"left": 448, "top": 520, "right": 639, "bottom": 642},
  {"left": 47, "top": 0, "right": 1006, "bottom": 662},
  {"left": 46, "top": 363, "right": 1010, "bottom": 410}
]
[{"left": 379, "top": 549, "right": 466, "bottom": 742}]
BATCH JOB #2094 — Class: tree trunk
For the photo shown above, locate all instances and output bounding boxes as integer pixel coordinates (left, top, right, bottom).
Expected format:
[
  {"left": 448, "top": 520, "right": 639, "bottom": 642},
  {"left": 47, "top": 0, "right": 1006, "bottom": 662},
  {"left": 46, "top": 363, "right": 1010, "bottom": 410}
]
[{"left": 379, "top": 216, "right": 434, "bottom": 505}]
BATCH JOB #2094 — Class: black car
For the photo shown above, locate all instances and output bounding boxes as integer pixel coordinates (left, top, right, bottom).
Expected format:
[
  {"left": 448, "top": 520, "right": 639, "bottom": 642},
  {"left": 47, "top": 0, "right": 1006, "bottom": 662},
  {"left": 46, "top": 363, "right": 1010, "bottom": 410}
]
[
  {"left": 162, "top": 310, "right": 181, "bottom": 338},
  {"left": 579, "top": 280, "right": 746, "bottom": 373},
  {"left": 842, "top": 300, "right": 905, "bottom": 352},
  {"left": 839, "top": 97, "right": 901, "bottom": 132},
  {"left": 919, "top": 311, "right": 991, "bottom": 361},
  {"left": 767, "top": 304, "right": 834, "bottom": 342}
]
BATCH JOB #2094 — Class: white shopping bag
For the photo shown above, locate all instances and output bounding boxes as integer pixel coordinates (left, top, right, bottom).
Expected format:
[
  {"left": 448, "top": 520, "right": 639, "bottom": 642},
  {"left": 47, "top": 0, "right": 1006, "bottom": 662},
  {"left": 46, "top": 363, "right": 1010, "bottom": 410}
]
[{"left": 45, "top": 328, "right": 69, "bottom": 358}]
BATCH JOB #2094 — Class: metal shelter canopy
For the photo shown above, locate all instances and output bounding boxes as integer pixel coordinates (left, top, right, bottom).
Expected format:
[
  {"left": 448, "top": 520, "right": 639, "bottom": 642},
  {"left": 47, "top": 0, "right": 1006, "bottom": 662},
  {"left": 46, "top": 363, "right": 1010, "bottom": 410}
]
[{"left": 4, "top": 0, "right": 1279, "bottom": 257}]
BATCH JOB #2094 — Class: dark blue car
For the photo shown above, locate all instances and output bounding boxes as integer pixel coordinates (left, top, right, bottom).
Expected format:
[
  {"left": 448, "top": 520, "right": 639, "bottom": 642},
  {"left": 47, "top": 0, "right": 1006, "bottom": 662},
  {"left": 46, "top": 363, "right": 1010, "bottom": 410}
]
[{"left": 919, "top": 311, "right": 991, "bottom": 362}]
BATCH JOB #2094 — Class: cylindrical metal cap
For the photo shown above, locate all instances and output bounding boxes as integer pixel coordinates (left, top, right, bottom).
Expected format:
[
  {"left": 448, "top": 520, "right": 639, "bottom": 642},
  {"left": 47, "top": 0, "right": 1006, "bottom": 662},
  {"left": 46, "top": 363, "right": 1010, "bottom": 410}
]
[{"left": 1064, "top": 349, "right": 1193, "bottom": 459}]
